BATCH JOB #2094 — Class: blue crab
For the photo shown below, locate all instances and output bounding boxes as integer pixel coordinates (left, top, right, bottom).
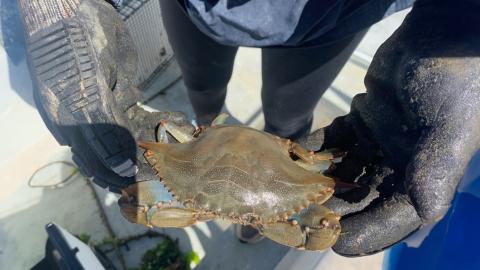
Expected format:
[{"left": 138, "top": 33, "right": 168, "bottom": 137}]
[{"left": 119, "top": 114, "right": 342, "bottom": 250}]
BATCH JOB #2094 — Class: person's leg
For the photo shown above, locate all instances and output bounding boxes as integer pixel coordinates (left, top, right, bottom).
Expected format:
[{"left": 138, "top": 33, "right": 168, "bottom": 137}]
[
  {"left": 160, "top": 0, "right": 238, "bottom": 125},
  {"left": 262, "top": 32, "right": 366, "bottom": 140}
]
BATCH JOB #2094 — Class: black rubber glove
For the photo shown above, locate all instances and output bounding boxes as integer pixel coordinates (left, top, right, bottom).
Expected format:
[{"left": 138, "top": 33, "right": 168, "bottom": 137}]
[
  {"left": 17, "top": 0, "right": 188, "bottom": 192},
  {"left": 299, "top": 0, "right": 480, "bottom": 256}
]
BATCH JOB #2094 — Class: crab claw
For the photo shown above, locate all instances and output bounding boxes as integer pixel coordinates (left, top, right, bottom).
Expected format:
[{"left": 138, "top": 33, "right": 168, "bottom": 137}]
[
  {"left": 120, "top": 180, "right": 176, "bottom": 207},
  {"left": 118, "top": 181, "right": 202, "bottom": 228},
  {"left": 118, "top": 189, "right": 150, "bottom": 226},
  {"left": 297, "top": 204, "right": 341, "bottom": 250},
  {"left": 261, "top": 204, "right": 341, "bottom": 251},
  {"left": 118, "top": 181, "right": 176, "bottom": 225}
]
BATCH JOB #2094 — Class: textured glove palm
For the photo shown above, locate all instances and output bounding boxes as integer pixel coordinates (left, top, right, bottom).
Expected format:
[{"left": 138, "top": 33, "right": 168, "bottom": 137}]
[{"left": 17, "top": 0, "right": 188, "bottom": 192}]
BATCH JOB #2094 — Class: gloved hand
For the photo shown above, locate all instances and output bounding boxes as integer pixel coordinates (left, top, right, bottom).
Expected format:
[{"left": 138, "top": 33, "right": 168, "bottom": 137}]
[
  {"left": 299, "top": 0, "right": 480, "bottom": 256},
  {"left": 17, "top": 0, "right": 188, "bottom": 192}
]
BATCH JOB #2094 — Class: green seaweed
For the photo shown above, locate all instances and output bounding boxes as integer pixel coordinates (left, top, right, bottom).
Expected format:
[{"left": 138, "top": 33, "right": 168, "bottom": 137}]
[{"left": 139, "top": 238, "right": 198, "bottom": 270}]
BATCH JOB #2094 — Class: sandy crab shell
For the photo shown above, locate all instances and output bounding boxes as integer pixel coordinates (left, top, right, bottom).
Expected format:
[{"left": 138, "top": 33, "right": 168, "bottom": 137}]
[{"left": 140, "top": 125, "right": 335, "bottom": 225}]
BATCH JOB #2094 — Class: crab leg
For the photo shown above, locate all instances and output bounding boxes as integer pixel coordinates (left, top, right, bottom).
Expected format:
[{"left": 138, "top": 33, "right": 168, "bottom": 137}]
[
  {"left": 291, "top": 142, "right": 343, "bottom": 163},
  {"left": 284, "top": 140, "right": 343, "bottom": 173},
  {"left": 157, "top": 123, "right": 170, "bottom": 143},
  {"left": 289, "top": 142, "right": 312, "bottom": 160},
  {"left": 158, "top": 113, "right": 229, "bottom": 143},
  {"left": 211, "top": 113, "right": 229, "bottom": 126},
  {"left": 295, "top": 159, "right": 332, "bottom": 173},
  {"left": 157, "top": 120, "right": 194, "bottom": 143},
  {"left": 156, "top": 113, "right": 230, "bottom": 144}
]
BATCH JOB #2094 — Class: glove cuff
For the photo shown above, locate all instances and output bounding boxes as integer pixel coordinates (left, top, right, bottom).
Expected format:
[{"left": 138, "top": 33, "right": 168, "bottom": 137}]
[{"left": 18, "top": 0, "right": 80, "bottom": 35}]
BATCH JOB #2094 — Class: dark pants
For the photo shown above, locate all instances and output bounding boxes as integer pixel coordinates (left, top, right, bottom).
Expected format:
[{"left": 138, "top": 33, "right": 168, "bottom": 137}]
[{"left": 160, "top": 0, "right": 365, "bottom": 139}]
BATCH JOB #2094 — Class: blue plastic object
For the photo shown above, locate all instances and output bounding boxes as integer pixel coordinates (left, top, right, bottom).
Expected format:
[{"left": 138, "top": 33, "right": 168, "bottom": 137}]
[{"left": 385, "top": 151, "right": 480, "bottom": 270}]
